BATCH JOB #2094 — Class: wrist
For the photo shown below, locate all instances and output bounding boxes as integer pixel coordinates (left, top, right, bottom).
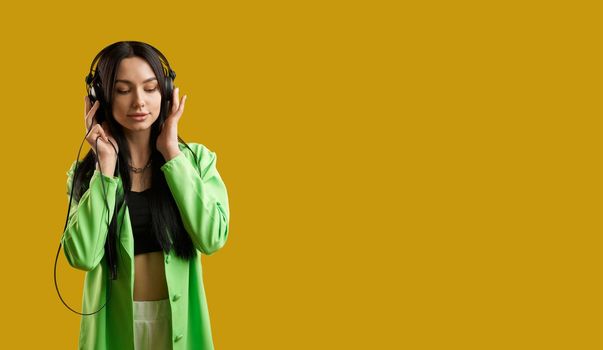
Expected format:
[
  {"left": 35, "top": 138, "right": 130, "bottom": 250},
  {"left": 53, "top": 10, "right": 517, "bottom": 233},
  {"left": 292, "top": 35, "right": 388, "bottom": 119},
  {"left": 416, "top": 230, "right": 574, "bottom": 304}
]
[
  {"left": 162, "top": 148, "right": 181, "bottom": 162},
  {"left": 96, "top": 158, "right": 117, "bottom": 176}
]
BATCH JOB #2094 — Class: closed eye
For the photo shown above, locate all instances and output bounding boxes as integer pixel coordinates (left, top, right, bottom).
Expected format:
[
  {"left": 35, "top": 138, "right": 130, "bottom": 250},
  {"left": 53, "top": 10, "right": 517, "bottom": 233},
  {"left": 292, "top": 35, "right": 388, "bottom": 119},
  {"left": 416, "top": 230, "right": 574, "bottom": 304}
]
[{"left": 116, "top": 87, "right": 158, "bottom": 94}]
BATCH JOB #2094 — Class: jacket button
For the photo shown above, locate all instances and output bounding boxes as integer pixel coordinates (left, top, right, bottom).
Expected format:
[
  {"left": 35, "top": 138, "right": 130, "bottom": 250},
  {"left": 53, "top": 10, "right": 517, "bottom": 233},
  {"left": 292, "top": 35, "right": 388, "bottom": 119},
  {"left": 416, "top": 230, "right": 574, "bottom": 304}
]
[
  {"left": 174, "top": 334, "right": 184, "bottom": 342},
  {"left": 172, "top": 294, "right": 181, "bottom": 301}
]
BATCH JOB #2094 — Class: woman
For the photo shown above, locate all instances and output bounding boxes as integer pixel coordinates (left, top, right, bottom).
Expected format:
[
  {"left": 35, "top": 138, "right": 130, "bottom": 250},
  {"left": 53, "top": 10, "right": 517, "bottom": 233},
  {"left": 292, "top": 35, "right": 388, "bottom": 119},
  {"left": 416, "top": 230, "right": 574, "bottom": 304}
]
[{"left": 62, "top": 41, "right": 230, "bottom": 350}]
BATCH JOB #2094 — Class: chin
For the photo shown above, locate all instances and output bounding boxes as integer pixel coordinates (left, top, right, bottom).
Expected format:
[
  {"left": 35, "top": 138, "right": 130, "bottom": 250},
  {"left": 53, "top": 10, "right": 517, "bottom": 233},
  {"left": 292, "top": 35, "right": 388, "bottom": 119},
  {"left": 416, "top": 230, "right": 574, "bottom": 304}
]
[
  {"left": 116, "top": 117, "right": 156, "bottom": 132},
  {"left": 126, "top": 124, "right": 152, "bottom": 132}
]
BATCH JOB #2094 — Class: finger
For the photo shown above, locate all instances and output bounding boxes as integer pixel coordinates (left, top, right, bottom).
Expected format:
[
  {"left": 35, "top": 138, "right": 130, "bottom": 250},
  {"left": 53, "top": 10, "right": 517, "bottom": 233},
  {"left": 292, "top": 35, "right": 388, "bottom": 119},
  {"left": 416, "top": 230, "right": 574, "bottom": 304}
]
[
  {"left": 85, "top": 101, "right": 97, "bottom": 127},
  {"left": 94, "top": 135, "right": 109, "bottom": 150},
  {"left": 172, "top": 87, "right": 180, "bottom": 112},
  {"left": 97, "top": 123, "right": 109, "bottom": 142},
  {"left": 87, "top": 124, "right": 97, "bottom": 141},
  {"left": 86, "top": 101, "right": 100, "bottom": 129},
  {"left": 177, "top": 94, "right": 187, "bottom": 115},
  {"left": 84, "top": 96, "right": 91, "bottom": 129},
  {"left": 95, "top": 126, "right": 109, "bottom": 143},
  {"left": 88, "top": 124, "right": 108, "bottom": 143}
]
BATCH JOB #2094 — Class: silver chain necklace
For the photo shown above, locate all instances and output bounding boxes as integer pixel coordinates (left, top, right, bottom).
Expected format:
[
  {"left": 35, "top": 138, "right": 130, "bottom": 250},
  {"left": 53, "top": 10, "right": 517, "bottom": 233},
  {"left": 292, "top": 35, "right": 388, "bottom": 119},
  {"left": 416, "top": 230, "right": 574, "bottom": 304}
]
[{"left": 128, "top": 158, "right": 152, "bottom": 173}]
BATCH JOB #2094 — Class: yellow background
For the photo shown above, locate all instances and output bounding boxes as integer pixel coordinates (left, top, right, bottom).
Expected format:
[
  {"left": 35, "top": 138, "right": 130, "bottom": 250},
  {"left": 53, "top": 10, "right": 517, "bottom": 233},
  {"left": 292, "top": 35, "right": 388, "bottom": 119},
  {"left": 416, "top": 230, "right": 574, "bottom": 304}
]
[{"left": 0, "top": 0, "right": 599, "bottom": 348}]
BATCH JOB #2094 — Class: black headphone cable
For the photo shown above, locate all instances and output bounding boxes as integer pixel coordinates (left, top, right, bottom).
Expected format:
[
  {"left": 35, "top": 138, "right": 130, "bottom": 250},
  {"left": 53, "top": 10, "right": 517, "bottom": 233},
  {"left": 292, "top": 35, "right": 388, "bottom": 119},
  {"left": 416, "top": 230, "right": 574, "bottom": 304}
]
[{"left": 53, "top": 126, "right": 120, "bottom": 316}]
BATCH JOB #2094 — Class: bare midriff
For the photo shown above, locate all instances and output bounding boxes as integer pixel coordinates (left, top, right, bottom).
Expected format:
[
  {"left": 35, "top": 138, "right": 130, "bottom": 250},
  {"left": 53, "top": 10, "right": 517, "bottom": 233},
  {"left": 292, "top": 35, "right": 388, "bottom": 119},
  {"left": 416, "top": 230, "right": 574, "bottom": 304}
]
[{"left": 133, "top": 251, "right": 169, "bottom": 301}]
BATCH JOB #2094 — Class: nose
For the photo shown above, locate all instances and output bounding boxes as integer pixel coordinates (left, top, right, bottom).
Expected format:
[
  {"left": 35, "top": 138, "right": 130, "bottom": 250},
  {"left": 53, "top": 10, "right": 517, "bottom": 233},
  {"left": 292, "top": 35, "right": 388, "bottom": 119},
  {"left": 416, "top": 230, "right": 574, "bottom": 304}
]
[{"left": 132, "top": 88, "right": 145, "bottom": 108}]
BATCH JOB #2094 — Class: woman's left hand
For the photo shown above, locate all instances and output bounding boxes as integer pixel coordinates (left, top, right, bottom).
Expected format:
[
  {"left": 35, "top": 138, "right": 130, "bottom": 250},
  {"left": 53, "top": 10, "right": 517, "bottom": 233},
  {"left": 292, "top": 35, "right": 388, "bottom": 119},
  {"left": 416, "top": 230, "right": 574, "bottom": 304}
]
[{"left": 157, "top": 87, "right": 187, "bottom": 161}]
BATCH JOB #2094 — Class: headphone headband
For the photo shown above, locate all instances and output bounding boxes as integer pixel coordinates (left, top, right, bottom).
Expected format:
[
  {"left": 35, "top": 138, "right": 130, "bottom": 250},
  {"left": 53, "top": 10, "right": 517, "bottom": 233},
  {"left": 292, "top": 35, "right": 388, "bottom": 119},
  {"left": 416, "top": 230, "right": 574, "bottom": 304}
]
[{"left": 85, "top": 41, "right": 176, "bottom": 107}]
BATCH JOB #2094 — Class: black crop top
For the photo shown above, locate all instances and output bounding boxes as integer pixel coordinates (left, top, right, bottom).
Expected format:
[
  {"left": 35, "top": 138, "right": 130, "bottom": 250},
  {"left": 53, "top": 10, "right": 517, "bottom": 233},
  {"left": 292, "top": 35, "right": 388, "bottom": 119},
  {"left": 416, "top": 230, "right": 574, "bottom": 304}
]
[{"left": 128, "top": 188, "right": 163, "bottom": 256}]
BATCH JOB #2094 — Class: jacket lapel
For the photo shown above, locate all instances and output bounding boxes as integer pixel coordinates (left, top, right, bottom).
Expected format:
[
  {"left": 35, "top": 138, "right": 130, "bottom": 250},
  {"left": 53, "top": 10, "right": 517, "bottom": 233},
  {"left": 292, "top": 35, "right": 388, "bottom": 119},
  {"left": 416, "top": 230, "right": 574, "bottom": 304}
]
[{"left": 115, "top": 181, "right": 134, "bottom": 262}]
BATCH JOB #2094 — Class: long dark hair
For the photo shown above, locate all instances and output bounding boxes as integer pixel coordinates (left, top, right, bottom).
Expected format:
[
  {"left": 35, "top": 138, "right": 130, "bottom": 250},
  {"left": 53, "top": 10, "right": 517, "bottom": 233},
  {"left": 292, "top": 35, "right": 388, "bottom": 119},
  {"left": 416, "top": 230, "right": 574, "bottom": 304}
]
[{"left": 72, "top": 41, "right": 198, "bottom": 279}]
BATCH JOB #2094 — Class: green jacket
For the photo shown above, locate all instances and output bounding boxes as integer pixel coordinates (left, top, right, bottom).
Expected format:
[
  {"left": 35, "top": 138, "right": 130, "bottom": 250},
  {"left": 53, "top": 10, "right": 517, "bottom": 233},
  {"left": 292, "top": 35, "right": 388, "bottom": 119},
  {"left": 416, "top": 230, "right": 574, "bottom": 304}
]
[{"left": 61, "top": 142, "right": 230, "bottom": 350}]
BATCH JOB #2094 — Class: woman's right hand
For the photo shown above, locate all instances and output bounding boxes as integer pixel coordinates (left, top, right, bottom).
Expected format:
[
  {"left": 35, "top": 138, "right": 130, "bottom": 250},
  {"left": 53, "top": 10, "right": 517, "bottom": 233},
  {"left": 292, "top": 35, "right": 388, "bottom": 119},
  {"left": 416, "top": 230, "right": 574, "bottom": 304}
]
[{"left": 84, "top": 96, "right": 119, "bottom": 161}]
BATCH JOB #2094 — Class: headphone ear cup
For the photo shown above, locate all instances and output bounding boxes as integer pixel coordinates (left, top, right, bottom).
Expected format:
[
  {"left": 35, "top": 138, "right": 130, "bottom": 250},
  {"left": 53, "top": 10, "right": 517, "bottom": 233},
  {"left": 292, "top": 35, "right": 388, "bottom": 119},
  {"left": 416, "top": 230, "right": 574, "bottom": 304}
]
[
  {"left": 85, "top": 73, "right": 97, "bottom": 103},
  {"left": 92, "top": 79, "right": 103, "bottom": 105},
  {"left": 87, "top": 77, "right": 105, "bottom": 123},
  {"left": 165, "top": 69, "right": 175, "bottom": 111}
]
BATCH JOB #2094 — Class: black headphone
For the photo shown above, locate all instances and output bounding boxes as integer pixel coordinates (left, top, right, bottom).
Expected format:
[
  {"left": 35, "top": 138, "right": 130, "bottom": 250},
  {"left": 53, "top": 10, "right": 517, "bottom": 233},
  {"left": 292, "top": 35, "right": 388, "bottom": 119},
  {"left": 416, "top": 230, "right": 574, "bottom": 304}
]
[{"left": 54, "top": 42, "right": 177, "bottom": 316}]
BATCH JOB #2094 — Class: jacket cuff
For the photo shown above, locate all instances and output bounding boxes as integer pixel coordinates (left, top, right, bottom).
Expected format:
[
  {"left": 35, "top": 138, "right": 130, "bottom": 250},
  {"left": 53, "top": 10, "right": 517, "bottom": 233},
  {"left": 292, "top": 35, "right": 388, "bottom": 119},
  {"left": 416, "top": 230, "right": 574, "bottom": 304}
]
[
  {"left": 160, "top": 151, "right": 189, "bottom": 173},
  {"left": 92, "top": 169, "right": 121, "bottom": 185}
]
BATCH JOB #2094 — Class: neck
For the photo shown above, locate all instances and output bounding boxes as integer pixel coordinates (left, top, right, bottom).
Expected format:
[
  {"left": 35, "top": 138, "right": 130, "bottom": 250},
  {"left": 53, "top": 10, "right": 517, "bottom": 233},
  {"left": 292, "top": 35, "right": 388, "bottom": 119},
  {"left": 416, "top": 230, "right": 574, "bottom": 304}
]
[{"left": 124, "top": 129, "right": 152, "bottom": 168}]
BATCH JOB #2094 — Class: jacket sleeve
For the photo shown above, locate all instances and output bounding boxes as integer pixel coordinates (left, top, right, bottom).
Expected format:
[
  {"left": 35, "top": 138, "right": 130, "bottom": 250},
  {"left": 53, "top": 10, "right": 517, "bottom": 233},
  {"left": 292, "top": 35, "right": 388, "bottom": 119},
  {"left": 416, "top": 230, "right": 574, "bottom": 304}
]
[
  {"left": 61, "top": 160, "right": 120, "bottom": 271},
  {"left": 160, "top": 144, "right": 230, "bottom": 255}
]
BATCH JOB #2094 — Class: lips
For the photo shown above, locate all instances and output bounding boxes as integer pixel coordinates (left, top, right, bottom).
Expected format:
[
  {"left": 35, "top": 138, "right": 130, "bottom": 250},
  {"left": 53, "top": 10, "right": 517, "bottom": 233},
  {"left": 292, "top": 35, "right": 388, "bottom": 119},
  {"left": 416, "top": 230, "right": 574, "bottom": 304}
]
[{"left": 128, "top": 113, "right": 148, "bottom": 122}]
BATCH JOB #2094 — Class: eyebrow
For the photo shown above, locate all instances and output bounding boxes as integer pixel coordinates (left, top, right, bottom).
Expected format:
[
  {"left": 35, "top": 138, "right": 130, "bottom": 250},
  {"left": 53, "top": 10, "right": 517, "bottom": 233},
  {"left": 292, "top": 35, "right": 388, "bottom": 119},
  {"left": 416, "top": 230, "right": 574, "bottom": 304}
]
[{"left": 115, "top": 77, "right": 158, "bottom": 84}]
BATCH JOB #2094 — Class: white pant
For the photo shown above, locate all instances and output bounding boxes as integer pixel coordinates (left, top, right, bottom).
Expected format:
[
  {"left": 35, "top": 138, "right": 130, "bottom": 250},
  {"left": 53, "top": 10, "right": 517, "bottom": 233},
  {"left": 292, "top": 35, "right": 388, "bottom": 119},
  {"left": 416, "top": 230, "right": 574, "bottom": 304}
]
[{"left": 134, "top": 298, "right": 173, "bottom": 350}]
